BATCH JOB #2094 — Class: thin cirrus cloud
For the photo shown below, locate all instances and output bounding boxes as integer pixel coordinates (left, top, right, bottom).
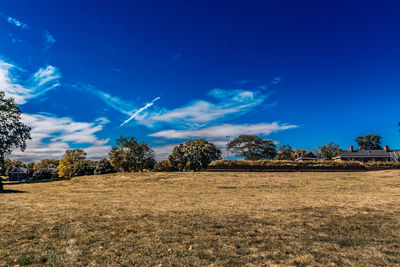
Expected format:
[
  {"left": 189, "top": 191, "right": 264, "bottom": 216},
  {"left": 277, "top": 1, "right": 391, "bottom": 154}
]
[
  {"left": 0, "top": 59, "right": 61, "bottom": 104},
  {"left": 6, "top": 16, "right": 29, "bottom": 29},
  {"left": 10, "top": 113, "right": 111, "bottom": 162},
  {"left": 71, "top": 83, "right": 137, "bottom": 116},
  {"left": 149, "top": 122, "right": 298, "bottom": 140},
  {"left": 43, "top": 30, "right": 56, "bottom": 50},
  {"left": 135, "top": 88, "right": 268, "bottom": 128}
]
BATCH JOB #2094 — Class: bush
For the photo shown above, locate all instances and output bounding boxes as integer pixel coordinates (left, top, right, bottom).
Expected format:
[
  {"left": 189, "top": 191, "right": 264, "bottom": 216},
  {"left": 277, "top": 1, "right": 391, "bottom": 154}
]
[
  {"left": 208, "top": 160, "right": 366, "bottom": 171},
  {"left": 71, "top": 161, "right": 95, "bottom": 177},
  {"left": 208, "top": 160, "right": 400, "bottom": 171},
  {"left": 94, "top": 159, "right": 116, "bottom": 175},
  {"left": 154, "top": 160, "right": 176, "bottom": 172}
]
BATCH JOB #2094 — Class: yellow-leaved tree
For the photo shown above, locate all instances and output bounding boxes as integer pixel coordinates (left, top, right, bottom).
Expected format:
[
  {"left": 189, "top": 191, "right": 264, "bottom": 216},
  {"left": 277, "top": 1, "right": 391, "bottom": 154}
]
[{"left": 58, "top": 149, "right": 87, "bottom": 178}]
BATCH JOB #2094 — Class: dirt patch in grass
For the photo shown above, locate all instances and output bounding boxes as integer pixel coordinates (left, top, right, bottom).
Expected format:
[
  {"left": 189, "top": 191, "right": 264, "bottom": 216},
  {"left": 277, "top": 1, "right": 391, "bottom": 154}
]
[{"left": 1, "top": 171, "right": 400, "bottom": 266}]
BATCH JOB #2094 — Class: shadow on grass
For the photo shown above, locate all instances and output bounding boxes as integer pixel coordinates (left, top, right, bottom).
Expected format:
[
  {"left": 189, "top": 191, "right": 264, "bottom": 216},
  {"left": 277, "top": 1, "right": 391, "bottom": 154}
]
[{"left": 0, "top": 189, "right": 26, "bottom": 194}]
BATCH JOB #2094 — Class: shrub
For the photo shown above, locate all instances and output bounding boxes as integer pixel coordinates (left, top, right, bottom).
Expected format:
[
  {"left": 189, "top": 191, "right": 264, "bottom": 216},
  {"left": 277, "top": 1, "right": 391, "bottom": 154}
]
[
  {"left": 208, "top": 160, "right": 367, "bottom": 171},
  {"left": 154, "top": 160, "right": 176, "bottom": 172},
  {"left": 94, "top": 159, "right": 116, "bottom": 175}
]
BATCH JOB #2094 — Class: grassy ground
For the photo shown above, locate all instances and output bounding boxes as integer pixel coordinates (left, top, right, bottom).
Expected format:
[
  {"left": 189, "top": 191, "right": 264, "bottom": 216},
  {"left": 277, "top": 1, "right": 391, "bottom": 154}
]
[{"left": 1, "top": 171, "right": 400, "bottom": 266}]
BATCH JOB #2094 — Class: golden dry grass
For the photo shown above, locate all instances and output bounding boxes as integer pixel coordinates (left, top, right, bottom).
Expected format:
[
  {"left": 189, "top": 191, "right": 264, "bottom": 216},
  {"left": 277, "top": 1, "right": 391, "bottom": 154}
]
[{"left": 1, "top": 171, "right": 400, "bottom": 266}]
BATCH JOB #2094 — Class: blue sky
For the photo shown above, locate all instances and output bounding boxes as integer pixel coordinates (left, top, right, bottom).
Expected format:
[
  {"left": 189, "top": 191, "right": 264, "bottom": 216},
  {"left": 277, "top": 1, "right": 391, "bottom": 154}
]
[{"left": 1, "top": 0, "right": 399, "bottom": 162}]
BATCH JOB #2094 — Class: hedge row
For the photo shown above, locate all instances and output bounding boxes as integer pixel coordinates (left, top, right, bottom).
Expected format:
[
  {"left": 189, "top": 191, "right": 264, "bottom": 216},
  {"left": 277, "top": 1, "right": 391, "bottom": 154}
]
[{"left": 207, "top": 160, "right": 400, "bottom": 171}]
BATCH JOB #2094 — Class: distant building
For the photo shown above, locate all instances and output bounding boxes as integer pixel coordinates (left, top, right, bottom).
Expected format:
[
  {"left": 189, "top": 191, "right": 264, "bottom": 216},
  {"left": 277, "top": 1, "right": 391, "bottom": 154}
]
[
  {"left": 8, "top": 166, "right": 30, "bottom": 181},
  {"left": 334, "top": 145, "right": 400, "bottom": 162},
  {"left": 295, "top": 152, "right": 319, "bottom": 161}
]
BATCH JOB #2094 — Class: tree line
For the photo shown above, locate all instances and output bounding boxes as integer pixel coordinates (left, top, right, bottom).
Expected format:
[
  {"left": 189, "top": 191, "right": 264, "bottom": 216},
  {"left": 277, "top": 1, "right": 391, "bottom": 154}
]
[{"left": 0, "top": 89, "right": 395, "bottom": 189}]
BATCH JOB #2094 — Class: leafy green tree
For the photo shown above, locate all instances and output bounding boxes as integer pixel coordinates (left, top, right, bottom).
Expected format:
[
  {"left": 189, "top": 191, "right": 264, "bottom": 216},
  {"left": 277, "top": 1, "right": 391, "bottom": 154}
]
[
  {"left": 71, "top": 161, "right": 95, "bottom": 177},
  {"left": 314, "top": 142, "right": 343, "bottom": 160},
  {"left": 58, "top": 149, "right": 87, "bottom": 178},
  {"left": 0, "top": 91, "right": 31, "bottom": 190},
  {"left": 169, "top": 139, "right": 221, "bottom": 171},
  {"left": 355, "top": 134, "right": 382, "bottom": 150},
  {"left": 227, "top": 135, "right": 276, "bottom": 160},
  {"left": 276, "top": 145, "right": 295, "bottom": 160},
  {"left": 109, "top": 137, "right": 155, "bottom": 172},
  {"left": 94, "top": 159, "right": 116, "bottom": 175}
]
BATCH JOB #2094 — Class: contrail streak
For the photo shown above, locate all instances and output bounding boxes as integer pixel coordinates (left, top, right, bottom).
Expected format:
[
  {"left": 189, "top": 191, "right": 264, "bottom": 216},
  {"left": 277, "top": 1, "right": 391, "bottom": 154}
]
[{"left": 120, "top": 97, "right": 160, "bottom": 127}]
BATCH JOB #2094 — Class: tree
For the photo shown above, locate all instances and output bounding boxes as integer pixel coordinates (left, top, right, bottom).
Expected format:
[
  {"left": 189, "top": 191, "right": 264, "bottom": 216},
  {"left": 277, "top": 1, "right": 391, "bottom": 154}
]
[
  {"left": 355, "top": 134, "right": 382, "bottom": 150},
  {"left": 0, "top": 91, "right": 31, "bottom": 190},
  {"left": 109, "top": 137, "right": 155, "bottom": 172},
  {"left": 276, "top": 145, "right": 295, "bottom": 160},
  {"left": 71, "top": 161, "right": 95, "bottom": 177},
  {"left": 314, "top": 142, "right": 343, "bottom": 160},
  {"left": 34, "top": 159, "right": 59, "bottom": 170},
  {"left": 169, "top": 139, "right": 221, "bottom": 171},
  {"left": 94, "top": 159, "right": 116, "bottom": 175},
  {"left": 227, "top": 135, "right": 276, "bottom": 160},
  {"left": 57, "top": 149, "right": 87, "bottom": 178}
]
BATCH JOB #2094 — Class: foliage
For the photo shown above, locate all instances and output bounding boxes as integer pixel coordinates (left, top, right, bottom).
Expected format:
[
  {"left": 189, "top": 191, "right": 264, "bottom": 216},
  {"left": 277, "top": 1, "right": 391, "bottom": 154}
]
[
  {"left": 32, "top": 169, "right": 53, "bottom": 180},
  {"left": 34, "top": 159, "right": 59, "bottom": 170},
  {"left": 355, "top": 134, "right": 382, "bottom": 150},
  {"left": 154, "top": 160, "right": 177, "bottom": 172},
  {"left": 276, "top": 145, "right": 295, "bottom": 160},
  {"left": 58, "top": 149, "right": 87, "bottom": 178},
  {"left": 109, "top": 136, "right": 155, "bottom": 172},
  {"left": 169, "top": 139, "right": 221, "bottom": 171},
  {"left": 227, "top": 135, "right": 276, "bottom": 160},
  {"left": 0, "top": 91, "right": 31, "bottom": 178},
  {"left": 71, "top": 161, "right": 95, "bottom": 177},
  {"left": 314, "top": 142, "right": 343, "bottom": 160},
  {"left": 209, "top": 159, "right": 400, "bottom": 171},
  {"left": 3, "top": 159, "right": 27, "bottom": 176},
  {"left": 94, "top": 159, "right": 116, "bottom": 175}
]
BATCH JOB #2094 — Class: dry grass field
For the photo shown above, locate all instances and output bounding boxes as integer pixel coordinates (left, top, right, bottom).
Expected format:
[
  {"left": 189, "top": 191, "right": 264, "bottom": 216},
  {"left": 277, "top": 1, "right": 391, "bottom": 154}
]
[{"left": 1, "top": 171, "right": 400, "bottom": 266}]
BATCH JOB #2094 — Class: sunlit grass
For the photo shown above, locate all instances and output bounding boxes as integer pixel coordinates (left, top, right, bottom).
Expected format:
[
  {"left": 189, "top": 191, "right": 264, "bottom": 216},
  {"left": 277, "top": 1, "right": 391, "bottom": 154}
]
[{"left": 1, "top": 170, "right": 400, "bottom": 265}]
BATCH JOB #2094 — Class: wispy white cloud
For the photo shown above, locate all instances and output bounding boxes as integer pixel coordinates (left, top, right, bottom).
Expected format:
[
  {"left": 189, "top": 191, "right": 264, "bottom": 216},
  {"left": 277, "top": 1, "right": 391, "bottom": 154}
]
[
  {"left": 0, "top": 59, "right": 61, "bottom": 104},
  {"left": 43, "top": 30, "right": 56, "bottom": 50},
  {"left": 149, "top": 122, "right": 297, "bottom": 140},
  {"left": 71, "top": 83, "right": 136, "bottom": 116},
  {"left": 136, "top": 88, "right": 267, "bottom": 128},
  {"left": 10, "top": 114, "right": 111, "bottom": 162},
  {"left": 120, "top": 97, "right": 160, "bottom": 127},
  {"left": 6, "top": 16, "right": 29, "bottom": 29}
]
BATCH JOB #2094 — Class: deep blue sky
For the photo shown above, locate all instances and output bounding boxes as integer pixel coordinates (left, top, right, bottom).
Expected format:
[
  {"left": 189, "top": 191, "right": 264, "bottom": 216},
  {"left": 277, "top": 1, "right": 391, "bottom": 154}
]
[{"left": 1, "top": 0, "right": 399, "bottom": 161}]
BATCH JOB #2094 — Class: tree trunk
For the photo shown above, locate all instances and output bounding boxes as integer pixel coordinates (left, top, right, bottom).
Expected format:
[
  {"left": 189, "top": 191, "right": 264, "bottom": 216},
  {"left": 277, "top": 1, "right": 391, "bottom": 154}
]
[{"left": 0, "top": 156, "right": 4, "bottom": 191}]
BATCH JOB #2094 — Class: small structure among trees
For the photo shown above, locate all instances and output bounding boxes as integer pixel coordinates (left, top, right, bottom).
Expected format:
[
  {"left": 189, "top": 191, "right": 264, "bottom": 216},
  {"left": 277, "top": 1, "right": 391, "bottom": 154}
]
[
  {"left": 8, "top": 166, "right": 30, "bottom": 181},
  {"left": 295, "top": 152, "right": 319, "bottom": 161}
]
